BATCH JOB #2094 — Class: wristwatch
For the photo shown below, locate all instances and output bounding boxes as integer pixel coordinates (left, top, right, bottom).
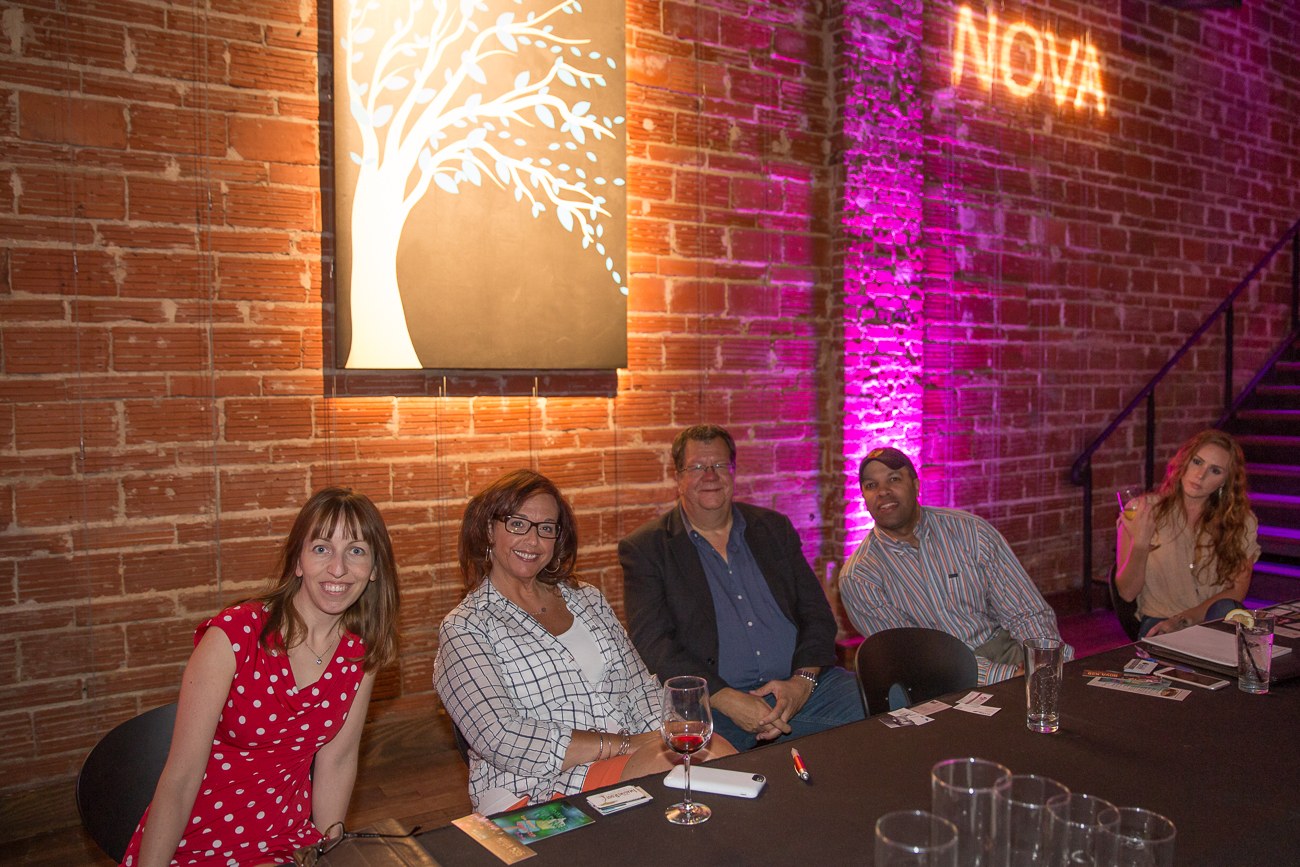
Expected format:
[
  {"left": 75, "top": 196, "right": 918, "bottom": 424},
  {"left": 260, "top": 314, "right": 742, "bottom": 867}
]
[{"left": 794, "top": 668, "right": 819, "bottom": 691}]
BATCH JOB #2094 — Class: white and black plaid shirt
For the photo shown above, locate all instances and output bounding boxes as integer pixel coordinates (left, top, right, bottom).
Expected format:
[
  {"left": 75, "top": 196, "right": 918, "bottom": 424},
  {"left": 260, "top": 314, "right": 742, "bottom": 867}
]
[{"left": 434, "top": 579, "right": 663, "bottom": 810}]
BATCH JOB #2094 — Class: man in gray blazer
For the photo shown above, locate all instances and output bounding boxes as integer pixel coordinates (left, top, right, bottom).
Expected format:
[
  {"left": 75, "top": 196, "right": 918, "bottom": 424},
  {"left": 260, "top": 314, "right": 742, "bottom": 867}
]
[{"left": 619, "top": 424, "right": 864, "bottom": 750}]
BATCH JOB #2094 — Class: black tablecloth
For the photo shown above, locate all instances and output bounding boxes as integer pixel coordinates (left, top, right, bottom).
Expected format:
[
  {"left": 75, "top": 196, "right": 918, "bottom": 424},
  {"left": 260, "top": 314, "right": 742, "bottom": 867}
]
[{"left": 414, "top": 644, "right": 1300, "bottom": 865}]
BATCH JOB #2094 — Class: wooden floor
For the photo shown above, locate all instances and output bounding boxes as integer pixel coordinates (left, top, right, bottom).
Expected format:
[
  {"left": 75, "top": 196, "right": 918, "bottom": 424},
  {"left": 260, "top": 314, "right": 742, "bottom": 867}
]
[{"left": 0, "top": 609, "right": 1128, "bottom": 866}]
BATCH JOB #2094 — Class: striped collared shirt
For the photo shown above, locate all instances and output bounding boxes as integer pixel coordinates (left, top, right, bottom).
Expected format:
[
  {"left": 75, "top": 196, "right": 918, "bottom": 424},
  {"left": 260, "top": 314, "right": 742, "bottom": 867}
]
[{"left": 840, "top": 506, "right": 1072, "bottom": 685}]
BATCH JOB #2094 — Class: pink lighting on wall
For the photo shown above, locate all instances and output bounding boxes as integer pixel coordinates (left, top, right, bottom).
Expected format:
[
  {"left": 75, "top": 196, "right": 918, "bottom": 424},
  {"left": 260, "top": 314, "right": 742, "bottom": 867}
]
[{"left": 838, "top": 0, "right": 926, "bottom": 560}]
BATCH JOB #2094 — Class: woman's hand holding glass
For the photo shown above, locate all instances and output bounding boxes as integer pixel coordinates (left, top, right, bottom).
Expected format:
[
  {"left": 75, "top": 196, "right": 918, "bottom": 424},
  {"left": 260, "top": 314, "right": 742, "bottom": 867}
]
[{"left": 1117, "top": 491, "right": 1157, "bottom": 547}]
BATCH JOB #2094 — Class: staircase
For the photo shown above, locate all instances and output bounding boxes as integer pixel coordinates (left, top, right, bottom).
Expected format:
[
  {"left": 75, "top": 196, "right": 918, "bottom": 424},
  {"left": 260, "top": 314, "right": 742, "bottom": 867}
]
[{"left": 1223, "top": 336, "right": 1300, "bottom": 602}]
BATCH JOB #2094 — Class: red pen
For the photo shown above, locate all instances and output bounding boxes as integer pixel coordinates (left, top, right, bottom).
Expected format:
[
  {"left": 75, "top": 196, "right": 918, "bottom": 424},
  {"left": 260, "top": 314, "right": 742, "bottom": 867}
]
[{"left": 791, "top": 747, "right": 810, "bottom": 783}]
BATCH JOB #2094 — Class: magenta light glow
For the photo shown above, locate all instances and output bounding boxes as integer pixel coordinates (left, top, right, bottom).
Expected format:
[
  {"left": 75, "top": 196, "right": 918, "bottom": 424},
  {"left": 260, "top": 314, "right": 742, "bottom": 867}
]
[{"left": 838, "top": 0, "right": 926, "bottom": 560}]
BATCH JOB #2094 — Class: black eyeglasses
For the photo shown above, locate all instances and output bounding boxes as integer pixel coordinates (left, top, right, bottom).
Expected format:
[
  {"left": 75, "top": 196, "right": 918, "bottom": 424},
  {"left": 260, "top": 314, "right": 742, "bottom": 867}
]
[
  {"left": 292, "top": 822, "right": 422, "bottom": 866},
  {"left": 499, "top": 514, "right": 560, "bottom": 539}
]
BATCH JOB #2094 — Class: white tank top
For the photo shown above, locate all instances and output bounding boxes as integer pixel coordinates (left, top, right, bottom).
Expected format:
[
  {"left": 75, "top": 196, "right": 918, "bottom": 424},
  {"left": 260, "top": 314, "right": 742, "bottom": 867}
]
[{"left": 557, "top": 615, "right": 606, "bottom": 685}]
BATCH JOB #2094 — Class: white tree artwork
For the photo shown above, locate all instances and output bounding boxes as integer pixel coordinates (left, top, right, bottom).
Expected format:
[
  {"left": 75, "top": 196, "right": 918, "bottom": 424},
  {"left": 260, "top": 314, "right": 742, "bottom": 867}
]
[{"left": 334, "top": 0, "right": 627, "bottom": 369}]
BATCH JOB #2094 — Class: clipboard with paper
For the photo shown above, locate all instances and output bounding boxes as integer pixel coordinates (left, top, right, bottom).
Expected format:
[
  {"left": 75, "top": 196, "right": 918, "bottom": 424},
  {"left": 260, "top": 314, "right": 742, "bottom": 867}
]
[{"left": 1141, "top": 618, "right": 1297, "bottom": 683}]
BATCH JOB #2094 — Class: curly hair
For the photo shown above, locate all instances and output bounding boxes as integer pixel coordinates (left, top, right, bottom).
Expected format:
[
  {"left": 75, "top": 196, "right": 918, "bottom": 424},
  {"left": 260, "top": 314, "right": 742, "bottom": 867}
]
[
  {"left": 253, "top": 487, "right": 400, "bottom": 671},
  {"left": 459, "top": 469, "right": 578, "bottom": 589},
  {"left": 1151, "top": 429, "right": 1253, "bottom": 587}
]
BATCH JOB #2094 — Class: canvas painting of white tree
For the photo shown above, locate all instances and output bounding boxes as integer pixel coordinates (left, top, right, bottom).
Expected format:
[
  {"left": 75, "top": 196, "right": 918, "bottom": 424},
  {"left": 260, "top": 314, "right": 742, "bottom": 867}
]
[{"left": 333, "top": 0, "right": 627, "bottom": 369}]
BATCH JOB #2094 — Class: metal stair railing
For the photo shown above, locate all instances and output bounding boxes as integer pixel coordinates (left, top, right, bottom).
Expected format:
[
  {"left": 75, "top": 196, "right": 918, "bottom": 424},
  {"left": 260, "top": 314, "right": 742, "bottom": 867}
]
[{"left": 1070, "top": 217, "right": 1300, "bottom": 610}]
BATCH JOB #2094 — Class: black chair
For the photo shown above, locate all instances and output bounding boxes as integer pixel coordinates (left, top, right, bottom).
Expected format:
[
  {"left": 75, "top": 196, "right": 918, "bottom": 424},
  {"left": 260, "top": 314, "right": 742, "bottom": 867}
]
[
  {"left": 453, "top": 722, "right": 472, "bottom": 765},
  {"left": 855, "top": 627, "right": 979, "bottom": 716},
  {"left": 76, "top": 702, "right": 176, "bottom": 862},
  {"left": 1108, "top": 565, "right": 1141, "bottom": 642}
]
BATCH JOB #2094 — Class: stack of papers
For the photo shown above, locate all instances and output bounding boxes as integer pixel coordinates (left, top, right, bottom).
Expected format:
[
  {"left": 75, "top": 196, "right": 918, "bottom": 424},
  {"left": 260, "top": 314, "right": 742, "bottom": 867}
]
[{"left": 1142, "top": 624, "right": 1292, "bottom": 668}]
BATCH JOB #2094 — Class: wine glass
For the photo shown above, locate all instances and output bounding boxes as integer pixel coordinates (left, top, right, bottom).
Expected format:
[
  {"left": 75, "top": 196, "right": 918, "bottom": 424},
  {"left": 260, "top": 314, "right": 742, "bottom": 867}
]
[{"left": 661, "top": 675, "right": 713, "bottom": 825}]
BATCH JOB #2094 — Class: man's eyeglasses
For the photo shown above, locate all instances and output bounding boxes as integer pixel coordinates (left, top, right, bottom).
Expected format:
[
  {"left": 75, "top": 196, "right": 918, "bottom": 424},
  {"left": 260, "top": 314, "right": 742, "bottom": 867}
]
[
  {"left": 499, "top": 515, "right": 560, "bottom": 539},
  {"left": 293, "top": 822, "right": 422, "bottom": 866},
  {"left": 679, "top": 462, "right": 734, "bottom": 477}
]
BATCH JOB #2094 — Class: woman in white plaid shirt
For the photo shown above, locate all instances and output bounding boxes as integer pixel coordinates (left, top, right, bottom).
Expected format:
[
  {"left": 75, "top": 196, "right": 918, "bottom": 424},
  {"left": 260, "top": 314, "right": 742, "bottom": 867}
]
[{"left": 435, "top": 469, "right": 733, "bottom": 813}]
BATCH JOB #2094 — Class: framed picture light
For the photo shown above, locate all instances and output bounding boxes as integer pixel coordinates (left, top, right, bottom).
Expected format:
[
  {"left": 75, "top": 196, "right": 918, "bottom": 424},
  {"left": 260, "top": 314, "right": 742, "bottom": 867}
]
[{"left": 333, "top": 0, "right": 628, "bottom": 369}]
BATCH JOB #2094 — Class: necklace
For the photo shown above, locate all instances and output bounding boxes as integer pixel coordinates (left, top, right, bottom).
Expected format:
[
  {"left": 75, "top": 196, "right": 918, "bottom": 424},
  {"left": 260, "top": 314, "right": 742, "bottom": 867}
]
[
  {"left": 302, "top": 629, "right": 339, "bottom": 666},
  {"left": 519, "top": 587, "right": 555, "bottom": 619}
]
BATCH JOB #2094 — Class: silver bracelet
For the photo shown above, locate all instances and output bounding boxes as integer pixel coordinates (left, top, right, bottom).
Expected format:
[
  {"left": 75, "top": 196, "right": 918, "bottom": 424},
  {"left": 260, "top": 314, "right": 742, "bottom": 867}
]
[
  {"left": 617, "top": 728, "right": 631, "bottom": 756},
  {"left": 595, "top": 729, "right": 606, "bottom": 760},
  {"left": 794, "top": 668, "right": 818, "bottom": 691}
]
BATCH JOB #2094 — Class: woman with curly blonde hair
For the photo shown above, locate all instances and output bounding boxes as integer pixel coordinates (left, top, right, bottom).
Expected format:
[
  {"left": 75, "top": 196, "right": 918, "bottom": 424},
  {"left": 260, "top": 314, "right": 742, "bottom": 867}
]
[{"left": 1116, "top": 429, "right": 1260, "bottom": 638}]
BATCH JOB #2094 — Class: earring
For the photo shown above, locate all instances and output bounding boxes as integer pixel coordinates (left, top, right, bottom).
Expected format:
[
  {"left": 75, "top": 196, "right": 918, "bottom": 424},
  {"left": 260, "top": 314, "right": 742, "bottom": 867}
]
[
  {"left": 544, "top": 560, "right": 561, "bottom": 574},
  {"left": 485, "top": 545, "right": 493, "bottom": 566}
]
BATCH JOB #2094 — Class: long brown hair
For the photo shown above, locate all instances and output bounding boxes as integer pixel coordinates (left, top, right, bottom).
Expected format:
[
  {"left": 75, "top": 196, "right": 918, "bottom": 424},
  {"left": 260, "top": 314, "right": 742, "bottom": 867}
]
[
  {"left": 1151, "top": 429, "right": 1253, "bottom": 587},
  {"left": 254, "top": 487, "right": 400, "bottom": 670},
  {"left": 459, "top": 469, "right": 578, "bottom": 589}
]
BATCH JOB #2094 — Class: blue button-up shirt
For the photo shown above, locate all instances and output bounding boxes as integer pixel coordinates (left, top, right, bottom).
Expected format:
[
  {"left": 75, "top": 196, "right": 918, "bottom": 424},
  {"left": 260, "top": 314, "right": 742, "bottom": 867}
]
[{"left": 685, "top": 507, "right": 797, "bottom": 689}]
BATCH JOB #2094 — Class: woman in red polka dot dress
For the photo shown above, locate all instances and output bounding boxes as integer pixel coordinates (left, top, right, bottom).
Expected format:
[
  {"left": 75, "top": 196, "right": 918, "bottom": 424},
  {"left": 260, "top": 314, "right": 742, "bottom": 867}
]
[{"left": 121, "top": 488, "right": 401, "bottom": 867}]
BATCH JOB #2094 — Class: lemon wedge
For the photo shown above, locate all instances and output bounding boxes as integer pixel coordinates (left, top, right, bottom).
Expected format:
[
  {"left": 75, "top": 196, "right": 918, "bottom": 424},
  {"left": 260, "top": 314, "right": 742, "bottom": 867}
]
[{"left": 1223, "top": 608, "right": 1255, "bottom": 628}]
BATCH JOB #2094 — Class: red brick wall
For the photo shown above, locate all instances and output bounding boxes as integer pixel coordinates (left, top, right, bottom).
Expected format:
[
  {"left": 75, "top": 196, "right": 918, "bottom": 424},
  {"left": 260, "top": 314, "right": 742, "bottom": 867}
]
[
  {"left": 0, "top": 0, "right": 835, "bottom": 837},
  {"left": 1, "top": 0, "right": 1297, "bottom": 841},
  {"left": 833, "top": 0, "right": 1298, "bottom": 589},
  {"left": 908, "top": 0, "right": 1299, "bottom": 590}
]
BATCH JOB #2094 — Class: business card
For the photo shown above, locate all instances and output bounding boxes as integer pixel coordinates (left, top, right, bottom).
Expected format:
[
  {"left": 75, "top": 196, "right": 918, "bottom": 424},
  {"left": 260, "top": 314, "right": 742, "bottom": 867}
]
[{"left": 586, "top": 785, "right": 653, "bottom": 816}]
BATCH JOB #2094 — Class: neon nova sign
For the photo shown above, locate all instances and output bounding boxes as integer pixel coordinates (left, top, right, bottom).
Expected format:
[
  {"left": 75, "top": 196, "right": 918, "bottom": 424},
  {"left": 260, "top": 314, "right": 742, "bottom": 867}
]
[{"left": 952, "top": 5, "right": 1106, "bottom": 114}]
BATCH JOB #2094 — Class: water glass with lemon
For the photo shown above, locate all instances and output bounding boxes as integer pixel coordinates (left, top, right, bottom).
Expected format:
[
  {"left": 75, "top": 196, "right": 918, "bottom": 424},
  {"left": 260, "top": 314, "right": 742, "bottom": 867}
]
[{"left": 1226, "top": 608, "right": 1274, "bottom": 694}]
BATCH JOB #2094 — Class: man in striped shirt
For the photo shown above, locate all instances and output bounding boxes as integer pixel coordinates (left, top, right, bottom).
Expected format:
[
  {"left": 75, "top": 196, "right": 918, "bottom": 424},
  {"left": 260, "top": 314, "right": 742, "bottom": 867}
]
[{"left": 840, "top": 446, "right": 1072, "bottom": 688}]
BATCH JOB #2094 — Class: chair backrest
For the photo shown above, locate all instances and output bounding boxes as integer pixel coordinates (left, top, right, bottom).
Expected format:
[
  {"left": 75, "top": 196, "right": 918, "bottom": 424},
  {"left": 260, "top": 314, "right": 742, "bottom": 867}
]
[
  {"left": 76, "top": 702, "right": 177, "bottom": 862},
  {"left": 453, "top": 722, "right": 472, "bottom": 766},
  {"left": 855, "top": 627, "right": 979, "bottom": 716},
  {"left": 1108, "top": 565, "right": 1141, "bottom": 641}
]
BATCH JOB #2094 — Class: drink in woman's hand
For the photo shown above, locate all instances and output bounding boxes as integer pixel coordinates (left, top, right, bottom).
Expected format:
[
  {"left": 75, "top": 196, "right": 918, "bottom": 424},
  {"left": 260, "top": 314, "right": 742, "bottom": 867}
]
[{"left": 1117, "top": 485, "right": 1143, "bottom": 519}]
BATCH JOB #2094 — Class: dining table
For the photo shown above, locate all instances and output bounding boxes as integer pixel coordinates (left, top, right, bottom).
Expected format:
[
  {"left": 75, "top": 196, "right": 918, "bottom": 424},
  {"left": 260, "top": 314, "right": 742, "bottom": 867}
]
[{"left": 346, "top": 630, "right": 1300, "bottom": 865}]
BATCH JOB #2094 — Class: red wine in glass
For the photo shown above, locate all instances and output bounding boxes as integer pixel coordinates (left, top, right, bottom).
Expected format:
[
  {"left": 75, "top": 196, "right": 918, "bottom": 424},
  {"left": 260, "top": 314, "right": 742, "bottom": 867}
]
[
  {"left": 666, "top": 725, "right": 706, "bottom": 755},
  {"left": 661, "top": 676, "right": 713, "bottom": 825}
]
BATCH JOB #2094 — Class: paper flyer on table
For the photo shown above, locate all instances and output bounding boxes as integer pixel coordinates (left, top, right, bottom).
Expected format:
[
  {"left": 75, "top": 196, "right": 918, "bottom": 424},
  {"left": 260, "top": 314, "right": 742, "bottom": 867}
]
[
  {"left": 1088, "top": 676, "right": 1190, "bottom": 701},
  {"left": 491, "top": 802, "right": 593, "bottom": 844}
]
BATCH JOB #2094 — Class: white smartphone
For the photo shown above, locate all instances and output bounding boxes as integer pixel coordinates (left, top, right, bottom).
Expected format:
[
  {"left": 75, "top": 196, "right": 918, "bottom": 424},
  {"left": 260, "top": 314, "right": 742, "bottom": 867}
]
[
  {"left": 663, "top": 766, "right": 767, "bottom": 798},
  {"left": 1154, "top": 666, "right": 1230, "bottom": 690}
]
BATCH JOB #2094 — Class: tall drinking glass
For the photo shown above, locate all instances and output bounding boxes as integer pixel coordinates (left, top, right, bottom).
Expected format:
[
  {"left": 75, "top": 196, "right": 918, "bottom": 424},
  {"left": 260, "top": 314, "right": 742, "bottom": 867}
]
[
  {"left": 875, "top": 810, "right": 959, "bottom": 866},
  {"left": 1237, "top": 612, "right": 1275, "bottom": 694},
  {"left": 1047, "top": 792, "right": 1117, "bottom": 866},
  {"left": 931, "top": 757, "right": 1011, "bottom": 867},
  {"left": 1025, "top": 638, "right": 1064, "bottom": 733},
  {"left": 995, "top": 774, "right": 1070, "bottom": 866},
  {"left": 661, "top": 675, "right": 713, "bottom": 825},
  {"left": 1095, "top": 806, "right": 1176, "bottom": 867}
]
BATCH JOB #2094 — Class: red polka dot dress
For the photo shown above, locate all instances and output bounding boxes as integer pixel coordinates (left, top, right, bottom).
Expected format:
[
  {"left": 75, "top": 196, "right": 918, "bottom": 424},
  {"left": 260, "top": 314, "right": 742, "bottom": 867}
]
[{"left": 121, "top": 603, "right": 366, "bottom": 867}]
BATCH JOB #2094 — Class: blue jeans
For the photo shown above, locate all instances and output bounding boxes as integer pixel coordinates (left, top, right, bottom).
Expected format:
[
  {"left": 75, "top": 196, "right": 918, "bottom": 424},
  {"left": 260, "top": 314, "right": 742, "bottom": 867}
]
[
  {"left": 1137, "top": 598, "right": 1240, "bottom": 639},
  {"left": 710, "top": 666, "right": 866, "bottom": 752}
]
